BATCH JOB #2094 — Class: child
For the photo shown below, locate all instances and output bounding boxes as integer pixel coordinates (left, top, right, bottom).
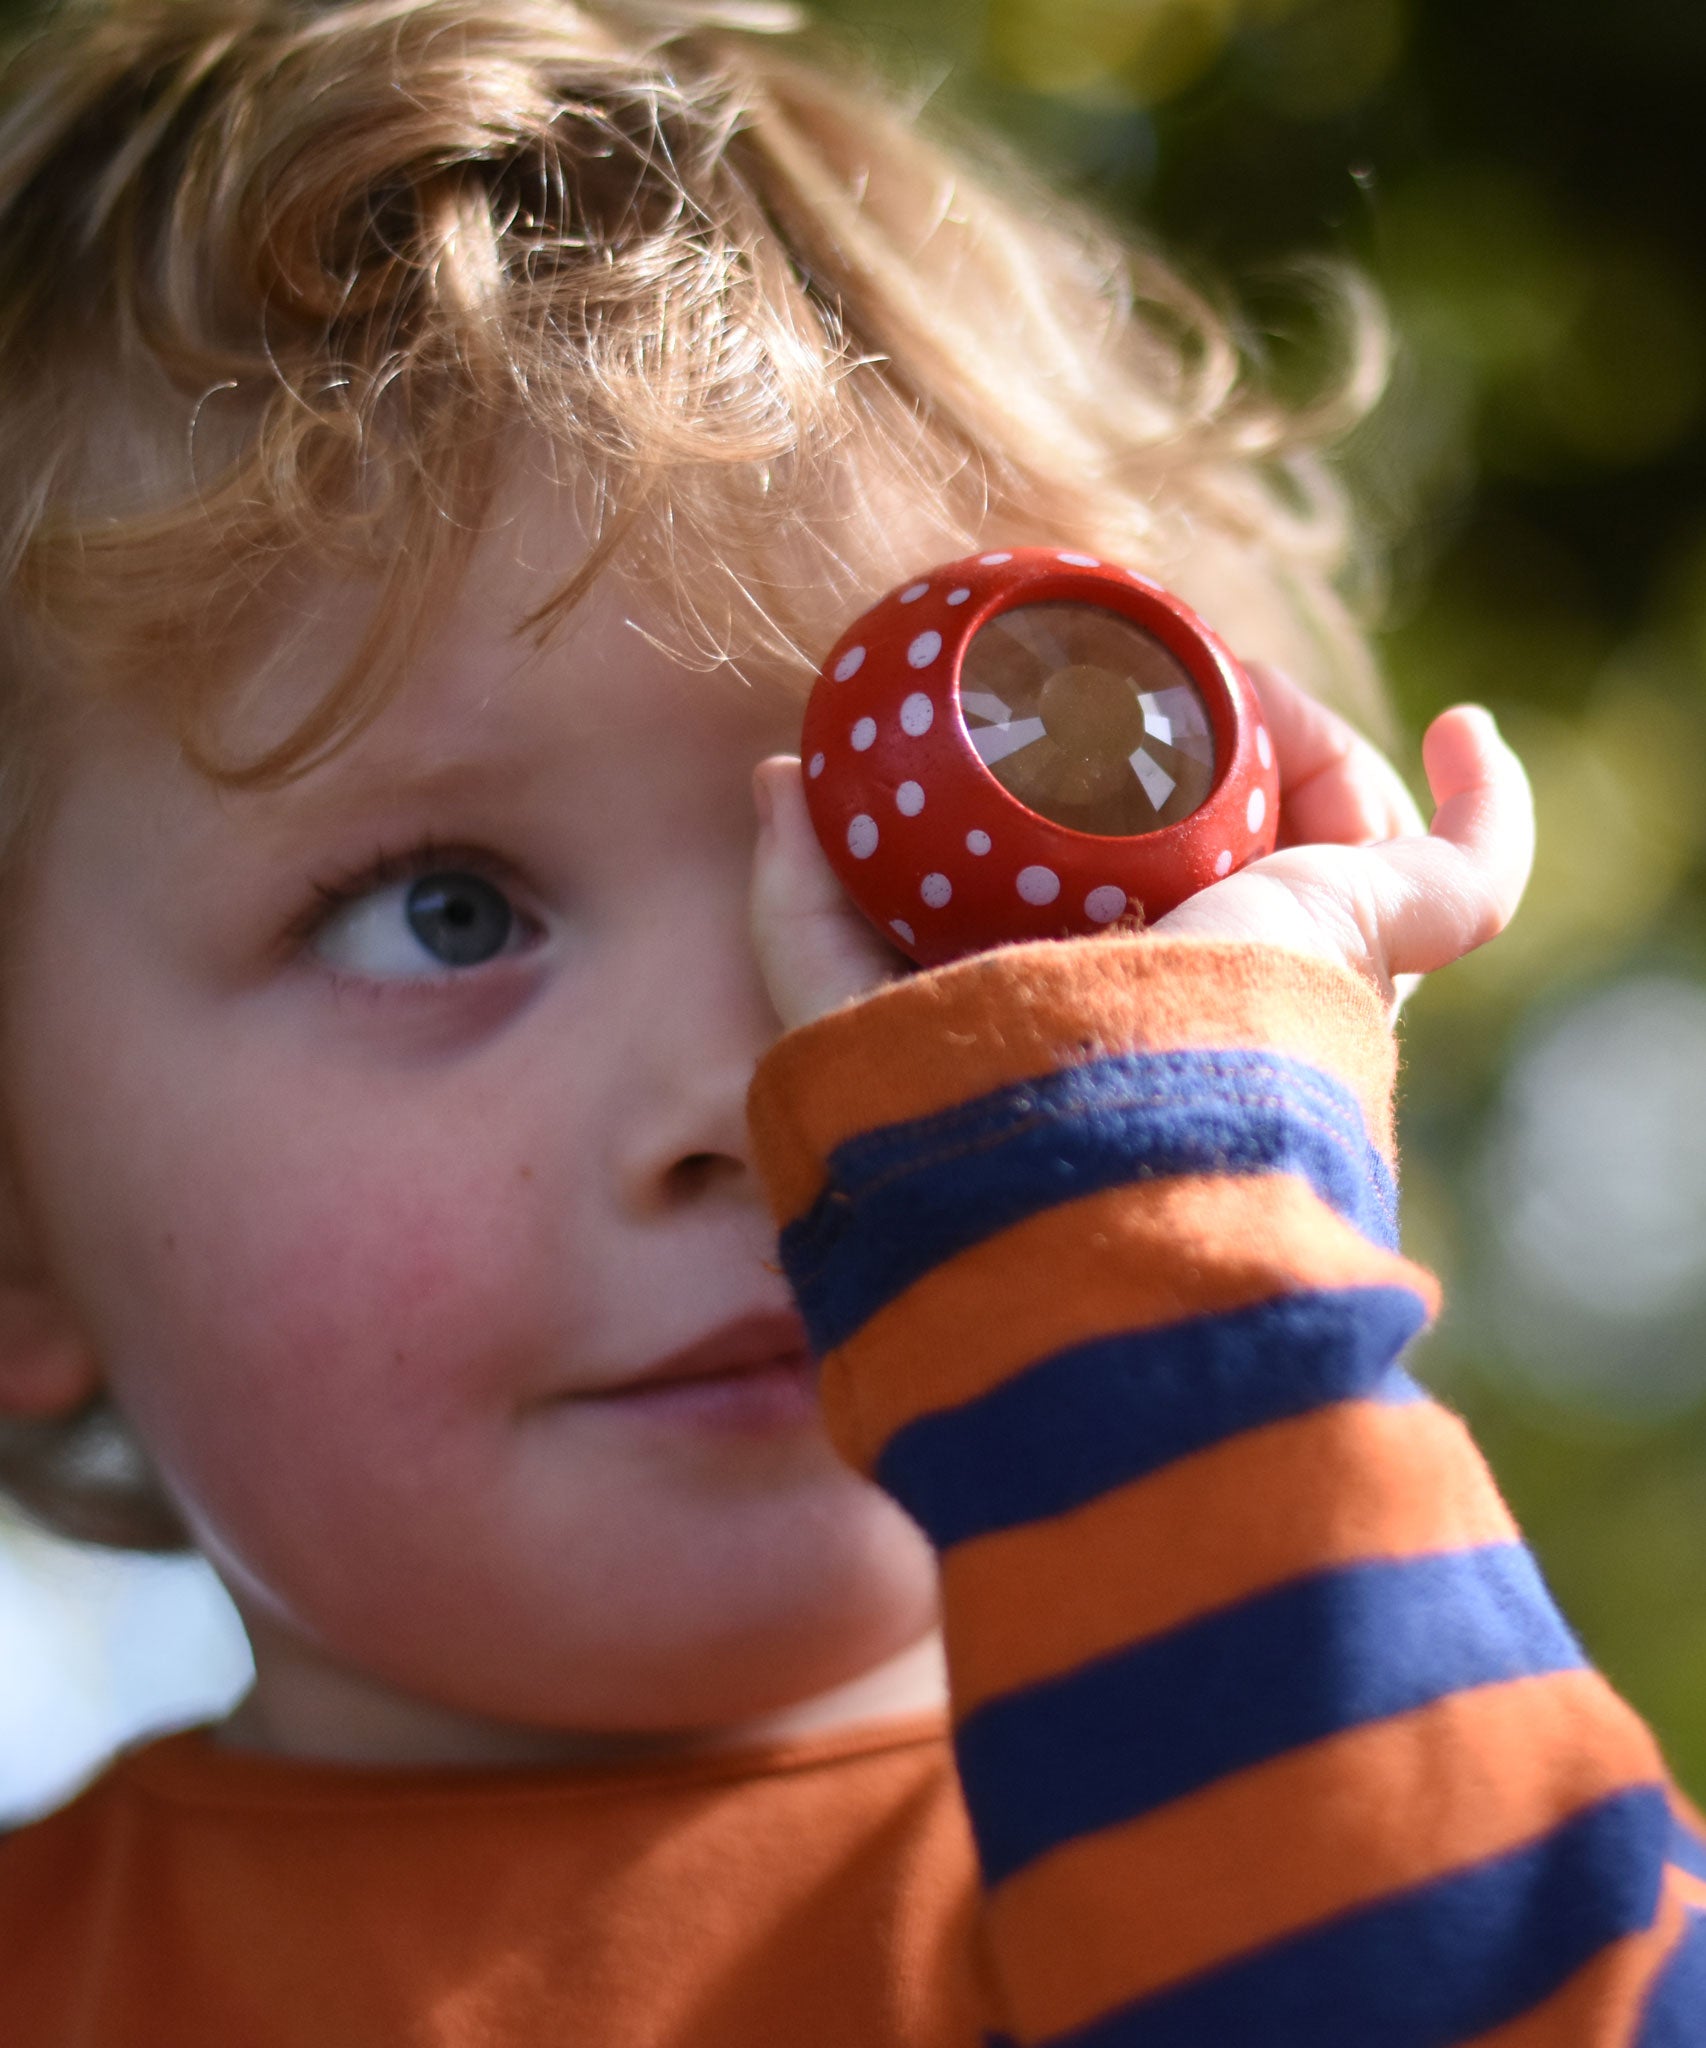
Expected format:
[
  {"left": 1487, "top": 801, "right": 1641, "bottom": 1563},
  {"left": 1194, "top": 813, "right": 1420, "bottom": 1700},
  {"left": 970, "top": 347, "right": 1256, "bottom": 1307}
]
[{"left": 0, "top": 0, "right": 1700, "bottom": 2040}]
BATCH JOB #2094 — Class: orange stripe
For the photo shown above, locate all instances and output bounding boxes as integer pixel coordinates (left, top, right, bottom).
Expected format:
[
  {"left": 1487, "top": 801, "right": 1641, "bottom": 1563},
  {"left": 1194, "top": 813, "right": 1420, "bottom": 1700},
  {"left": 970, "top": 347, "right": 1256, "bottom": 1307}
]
[
  {"left": 1458, "top": 1871, "right": 1690, "bottom": 2047},
  {"left": 816, "top": 1173, "right": 1437, "bottom": 1476},
  {"left": 1671, "top": 1866, "right": 1706, "bottom": 1914},
  {"left": 986, "top": 1669, "right": 1668, "bottom": 2044},
  {"left": 748, "top": 937, "right": 1397, "bottom": 1226},
  {"left": 940, "top": 1398, "right": 1519, "bottom": 1717},
  {"left": 1671, "top": 1784, "right": 1706, "bottom": 1847}
]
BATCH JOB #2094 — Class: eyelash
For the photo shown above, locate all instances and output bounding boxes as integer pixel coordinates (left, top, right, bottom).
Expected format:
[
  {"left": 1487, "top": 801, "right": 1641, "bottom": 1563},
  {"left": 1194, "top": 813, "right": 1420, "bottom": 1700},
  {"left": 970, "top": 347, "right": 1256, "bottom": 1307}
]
[{"left": 289, "top": 839, "right": 534, "bottom": 962}]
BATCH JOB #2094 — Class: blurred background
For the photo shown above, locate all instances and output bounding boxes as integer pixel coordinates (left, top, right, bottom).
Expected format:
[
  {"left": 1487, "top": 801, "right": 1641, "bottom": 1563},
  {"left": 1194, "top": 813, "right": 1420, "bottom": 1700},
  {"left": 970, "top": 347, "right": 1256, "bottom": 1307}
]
[{"left": 4, "top": 0, "right": 1706, "bottom": 1817}]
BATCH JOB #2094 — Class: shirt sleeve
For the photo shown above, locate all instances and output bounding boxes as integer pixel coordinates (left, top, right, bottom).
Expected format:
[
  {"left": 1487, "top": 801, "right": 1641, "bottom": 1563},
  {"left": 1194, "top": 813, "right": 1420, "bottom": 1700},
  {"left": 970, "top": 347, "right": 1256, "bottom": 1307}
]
[{"left": 745, "top": 935, "right": 1706, "bottom": 2048}]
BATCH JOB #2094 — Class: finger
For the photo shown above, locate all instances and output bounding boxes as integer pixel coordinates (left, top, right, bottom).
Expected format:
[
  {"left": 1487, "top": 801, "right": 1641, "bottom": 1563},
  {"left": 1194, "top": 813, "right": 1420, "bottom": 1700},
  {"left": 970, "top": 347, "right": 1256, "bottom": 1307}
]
[
  {"left": 1350, "top": 704, "right": 1536, "bottom": 979},
  {"left": 750, "top": 756, "right": 905, "bottom": 1031},
  {"left": 1154, "top": 703, "right": 1532, "bottom": 1007},
  {"left": 1246, "top": 663, "right": 1425, "bottom": 848},
  {"left": 1421, "top": 704, "right": 1535, "bottom": 923}
]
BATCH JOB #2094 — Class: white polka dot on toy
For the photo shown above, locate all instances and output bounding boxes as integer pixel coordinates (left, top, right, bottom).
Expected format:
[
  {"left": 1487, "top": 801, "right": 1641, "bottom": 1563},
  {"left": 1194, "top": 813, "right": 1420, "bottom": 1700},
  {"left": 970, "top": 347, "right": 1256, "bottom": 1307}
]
[
  {"left": 900, "top": 692, "right": 935, "bottom": 737},
  {"left": 947, "top": 587, "right": 971, "bottom": 606},
  {"left": 895, "top": 780, "right": 925, "bottom": 816},
  {"left": 907, "top": 631, "right": 942, "bottom": 669},
  {"left": 1214, "top": 848, "right": 1233, "bottom": 876},
  {"left": 851, "top": 716, "right": 876, "bottom": 752},
  {"left": 890, "top": 919, "right": 916, "bottom": 946},
  {"left": 966, "top": 829, "right": 992, "bottom": 855},
  {"left": 1084, "top": 884, "right": 1126, "bottom": 923},
  {"left": 899, "top": 582, "right": 930, "bottom": 604},
  {"left": 1058, "top": 552, "right": 1100, "bottom": 567},
  {"left": 833, "top": 645, "right": 865, "bottom": 681},
  {"left": 1256, "top": 725, "right": 1273, "bottom": 769},
  {"left": 979, "top": 551, "right": 1012, "bottom": 565},
  {"left": 1017, "top": 865, "right": 1061, "bottom": 905},
  {"left": 808, "top": 752, "right": 825, "bottom": 779},
  {"left": 1247, "top": 786, "right": 1266, "bottom": 833},
  {"left": 847, "top": 814, "right": 878, "bottom": 859},
  {"left": 920, "top": 873, "right": 952, "bottom": 908}
]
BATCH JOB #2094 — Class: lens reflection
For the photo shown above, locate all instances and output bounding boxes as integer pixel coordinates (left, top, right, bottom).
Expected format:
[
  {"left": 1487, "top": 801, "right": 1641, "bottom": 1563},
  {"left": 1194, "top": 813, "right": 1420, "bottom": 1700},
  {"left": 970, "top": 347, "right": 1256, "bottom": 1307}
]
[{"left": 959, "top": 603, "right": 1216, "bottom": 835}]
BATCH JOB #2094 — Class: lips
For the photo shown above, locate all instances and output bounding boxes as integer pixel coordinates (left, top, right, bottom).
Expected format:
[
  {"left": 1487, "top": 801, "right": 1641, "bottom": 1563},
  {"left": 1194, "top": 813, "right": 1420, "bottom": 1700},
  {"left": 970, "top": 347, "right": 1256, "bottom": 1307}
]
[{"left": 598, "top": 1308, "right": 814, "bottom": 1398}]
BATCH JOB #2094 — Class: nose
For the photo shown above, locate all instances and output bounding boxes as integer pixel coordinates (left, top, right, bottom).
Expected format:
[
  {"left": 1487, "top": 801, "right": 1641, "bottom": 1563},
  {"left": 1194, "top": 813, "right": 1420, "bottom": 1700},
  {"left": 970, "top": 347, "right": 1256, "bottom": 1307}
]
[
  {"left": 609, "top": 878, "right": 784, "bottom": 1218},
  {"left": 627, "top": 1048, "right": 759, "bottom": 1211}
]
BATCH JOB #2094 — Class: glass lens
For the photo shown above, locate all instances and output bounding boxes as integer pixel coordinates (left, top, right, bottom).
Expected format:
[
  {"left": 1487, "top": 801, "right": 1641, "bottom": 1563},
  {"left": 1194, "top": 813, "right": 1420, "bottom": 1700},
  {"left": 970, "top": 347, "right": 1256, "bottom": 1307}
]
[{"left": 959, "top": 602, "right": 1217, "bottom": 836}]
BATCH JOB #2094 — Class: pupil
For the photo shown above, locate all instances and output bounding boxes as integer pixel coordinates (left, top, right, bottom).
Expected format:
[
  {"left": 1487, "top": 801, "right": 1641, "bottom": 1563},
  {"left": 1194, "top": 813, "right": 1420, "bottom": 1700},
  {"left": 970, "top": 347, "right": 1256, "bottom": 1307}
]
[{"left": 405, "top": 873, "right": 513, "bottom": 966}]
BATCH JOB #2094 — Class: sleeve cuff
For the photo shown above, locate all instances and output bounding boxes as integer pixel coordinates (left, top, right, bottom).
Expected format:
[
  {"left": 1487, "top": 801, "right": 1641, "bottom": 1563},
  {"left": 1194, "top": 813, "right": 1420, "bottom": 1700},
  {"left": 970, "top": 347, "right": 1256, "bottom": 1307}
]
[{"left": 747, "top": 938, "right": 1399, "bottom": 1234}]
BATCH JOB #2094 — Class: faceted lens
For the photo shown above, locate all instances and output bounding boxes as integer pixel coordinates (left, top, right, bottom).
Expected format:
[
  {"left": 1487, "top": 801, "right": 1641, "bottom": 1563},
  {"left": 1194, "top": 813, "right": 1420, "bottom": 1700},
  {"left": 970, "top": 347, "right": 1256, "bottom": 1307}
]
[{"left": 959, "top": 602, "right": 1216, "bottom": 836}]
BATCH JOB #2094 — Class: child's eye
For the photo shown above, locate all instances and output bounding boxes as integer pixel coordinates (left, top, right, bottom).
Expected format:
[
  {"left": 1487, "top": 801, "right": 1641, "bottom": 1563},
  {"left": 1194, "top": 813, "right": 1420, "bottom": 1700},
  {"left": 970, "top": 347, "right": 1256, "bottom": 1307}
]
[{"left": 311, "top": 866, "right": 534, "bottom": 979}]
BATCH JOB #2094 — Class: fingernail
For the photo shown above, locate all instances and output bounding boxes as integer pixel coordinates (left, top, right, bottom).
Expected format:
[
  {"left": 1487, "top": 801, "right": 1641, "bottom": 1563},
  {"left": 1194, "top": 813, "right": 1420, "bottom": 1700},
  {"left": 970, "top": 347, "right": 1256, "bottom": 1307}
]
[{"left": 752, "top": 770, "right": 774, "bottom": 831}]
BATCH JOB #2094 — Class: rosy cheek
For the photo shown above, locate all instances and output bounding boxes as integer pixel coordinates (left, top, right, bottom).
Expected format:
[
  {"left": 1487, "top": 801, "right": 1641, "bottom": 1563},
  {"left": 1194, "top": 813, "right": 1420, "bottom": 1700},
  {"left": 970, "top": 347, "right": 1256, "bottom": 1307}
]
[{"left": 113, "top": 1142, "right": 568, "bottom": 1577}]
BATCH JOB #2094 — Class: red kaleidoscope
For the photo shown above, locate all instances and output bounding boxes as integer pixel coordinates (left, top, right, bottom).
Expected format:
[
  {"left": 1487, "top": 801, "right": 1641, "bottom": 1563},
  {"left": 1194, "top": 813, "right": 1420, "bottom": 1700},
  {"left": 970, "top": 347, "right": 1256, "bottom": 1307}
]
[{"left": 801, "top": 547, "right": 1280, "bottom": 967}]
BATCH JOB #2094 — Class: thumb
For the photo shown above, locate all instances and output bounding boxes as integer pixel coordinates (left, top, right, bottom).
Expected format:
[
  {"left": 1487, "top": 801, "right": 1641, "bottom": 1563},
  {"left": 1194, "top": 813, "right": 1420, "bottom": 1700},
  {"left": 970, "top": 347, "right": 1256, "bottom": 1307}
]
[{"left": 750, "top": 757, "right": 907, "bottom": 1030}]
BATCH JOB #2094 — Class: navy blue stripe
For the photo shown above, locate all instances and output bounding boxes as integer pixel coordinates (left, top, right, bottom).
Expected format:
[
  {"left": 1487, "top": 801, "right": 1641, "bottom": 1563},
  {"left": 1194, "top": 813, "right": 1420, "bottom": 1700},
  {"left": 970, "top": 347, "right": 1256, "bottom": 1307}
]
[
  {"left": 1636, "top": 1906, "right": 1706, "bottom": 2046},
  {"left": 1669, "top": 1811, "right": 1706, "bottom": 1882},
  {"left": 780, "top": 1049, "right": 1399, "bottom": 1355},
  {"left": 1047, "top": 1786, "right": 1670, "bottom": 2048},
  {"left": 958, "top": 1544, "right": 1584, "bottom": 1887},
  {"left": 875, "top": 1286, "right": 1429, "bottom": 1549}
]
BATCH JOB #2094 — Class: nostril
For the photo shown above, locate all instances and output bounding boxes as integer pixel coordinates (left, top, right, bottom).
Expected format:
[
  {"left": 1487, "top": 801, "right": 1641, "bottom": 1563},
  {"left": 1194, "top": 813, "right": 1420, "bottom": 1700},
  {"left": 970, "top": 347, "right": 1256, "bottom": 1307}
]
[{"left": 665, "top": 1152, "right": 743, "bottom": 1203}]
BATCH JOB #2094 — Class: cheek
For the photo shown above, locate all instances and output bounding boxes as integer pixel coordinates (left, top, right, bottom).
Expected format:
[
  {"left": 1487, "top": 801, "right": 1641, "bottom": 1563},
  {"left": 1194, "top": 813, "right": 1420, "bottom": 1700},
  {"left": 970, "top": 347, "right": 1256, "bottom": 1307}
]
[{"left": 49, "top": 1072, "right": 584, "bottom": 1554}]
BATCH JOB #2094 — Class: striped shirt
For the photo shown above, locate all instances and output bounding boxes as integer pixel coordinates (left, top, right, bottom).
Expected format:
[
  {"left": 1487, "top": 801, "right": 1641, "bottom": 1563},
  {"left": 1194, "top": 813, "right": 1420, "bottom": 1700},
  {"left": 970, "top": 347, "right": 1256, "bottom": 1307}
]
[{"left": 749, "top": 935, "right": 1706, "bottom": 2046}]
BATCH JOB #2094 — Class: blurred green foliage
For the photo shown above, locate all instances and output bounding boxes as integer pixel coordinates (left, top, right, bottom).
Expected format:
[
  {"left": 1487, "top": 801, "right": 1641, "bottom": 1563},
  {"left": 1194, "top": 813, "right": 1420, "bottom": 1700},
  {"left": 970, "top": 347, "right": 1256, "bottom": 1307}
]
[{"left": 813, "top": 0, "right": 1706, "bottom": 1791}]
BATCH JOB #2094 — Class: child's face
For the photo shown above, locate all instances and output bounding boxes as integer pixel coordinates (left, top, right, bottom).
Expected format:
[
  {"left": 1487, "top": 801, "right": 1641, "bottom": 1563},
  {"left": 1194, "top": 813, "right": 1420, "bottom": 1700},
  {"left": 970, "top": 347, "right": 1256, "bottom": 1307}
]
[{"left": 1, "top": 480, "right": 940, "bottom": 1749}]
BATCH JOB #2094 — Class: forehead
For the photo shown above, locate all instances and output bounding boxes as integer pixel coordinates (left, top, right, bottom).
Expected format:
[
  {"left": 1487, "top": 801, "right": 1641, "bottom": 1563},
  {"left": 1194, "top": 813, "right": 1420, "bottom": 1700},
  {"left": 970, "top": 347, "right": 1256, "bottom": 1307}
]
[
  {"left": 19, "top": 450, "right": 987, "bottom": 899},
  {"left": 214, "top": 479, "right": 801, "bottom": 779},
  {"left": 18, "top": 508, "right": 776, "bottom": 887},
  {"left": 233, "top": 452, "right": 974, "bottom": 748}
]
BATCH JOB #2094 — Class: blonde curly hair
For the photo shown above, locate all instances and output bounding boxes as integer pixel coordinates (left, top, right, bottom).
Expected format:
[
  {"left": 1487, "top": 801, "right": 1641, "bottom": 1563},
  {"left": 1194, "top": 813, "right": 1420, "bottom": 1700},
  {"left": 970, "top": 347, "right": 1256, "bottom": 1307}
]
[{"left": 0, "top": 0, "right": 1388, "bottom": 1547}]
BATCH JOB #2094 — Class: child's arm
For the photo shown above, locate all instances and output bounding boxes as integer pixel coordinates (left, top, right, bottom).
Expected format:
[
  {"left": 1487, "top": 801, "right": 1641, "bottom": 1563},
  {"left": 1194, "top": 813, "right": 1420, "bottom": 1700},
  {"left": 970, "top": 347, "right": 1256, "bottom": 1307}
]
[{"left": 746, "top": 690, "right": 1706, "bottom": 2047}]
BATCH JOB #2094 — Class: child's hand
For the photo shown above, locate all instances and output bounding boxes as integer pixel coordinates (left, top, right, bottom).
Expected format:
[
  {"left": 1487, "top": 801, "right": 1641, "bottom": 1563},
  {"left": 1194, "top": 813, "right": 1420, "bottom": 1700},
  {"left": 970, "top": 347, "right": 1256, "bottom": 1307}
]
[
  {"left": 1152, "top": 666, "right": 1534, "bottom": 1012},
  {"left": 750, "top": 667, "right": 1534, "bottom": 1032}
]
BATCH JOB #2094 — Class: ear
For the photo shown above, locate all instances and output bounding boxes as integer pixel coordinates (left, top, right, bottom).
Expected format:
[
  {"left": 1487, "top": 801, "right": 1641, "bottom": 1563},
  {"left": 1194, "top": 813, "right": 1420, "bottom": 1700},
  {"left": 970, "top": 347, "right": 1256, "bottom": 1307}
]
[{"left": 0, "top": 1282, "right": 98, "bottom": 1416}]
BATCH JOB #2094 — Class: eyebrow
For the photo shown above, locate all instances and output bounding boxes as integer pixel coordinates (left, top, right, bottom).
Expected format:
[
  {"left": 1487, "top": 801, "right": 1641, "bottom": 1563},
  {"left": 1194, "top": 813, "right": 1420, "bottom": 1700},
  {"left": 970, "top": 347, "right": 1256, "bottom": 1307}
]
[{"left": 233, "top": 736, "right": 556, "bottom": 859}]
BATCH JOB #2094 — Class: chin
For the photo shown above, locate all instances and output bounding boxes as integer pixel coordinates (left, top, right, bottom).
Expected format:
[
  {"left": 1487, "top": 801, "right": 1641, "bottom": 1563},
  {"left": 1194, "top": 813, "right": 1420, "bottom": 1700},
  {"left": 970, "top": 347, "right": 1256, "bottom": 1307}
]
[
  {"left": 419, "top": 1517, "right": 943, "bottom": 1739},
  {"left": 224, "top": 1456, "right": 943, "bottom": 1755}
]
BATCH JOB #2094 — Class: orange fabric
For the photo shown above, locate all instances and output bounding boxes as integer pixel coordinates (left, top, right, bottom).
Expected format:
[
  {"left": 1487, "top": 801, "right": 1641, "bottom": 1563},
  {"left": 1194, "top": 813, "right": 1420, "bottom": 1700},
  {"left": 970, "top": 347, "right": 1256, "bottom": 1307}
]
[
  {"left": 940, "top": 1397, "right": 1521, "bottom": 1718},
  {"left": 986, "top": 1670, "right": 1671, "bottom": 2042},
  {"left": 1672, "top": 1786, "right": 1706, "bottom": 1844},
  {"left": 0, "top": 1717, "right": 986, "bottom": 2048},
  {"left": 748, "top": 936, "right": 1400, "bottom": 1225},
  {"left": 818, "top": 1172, "right": 1437, "bottom": 1474}
]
